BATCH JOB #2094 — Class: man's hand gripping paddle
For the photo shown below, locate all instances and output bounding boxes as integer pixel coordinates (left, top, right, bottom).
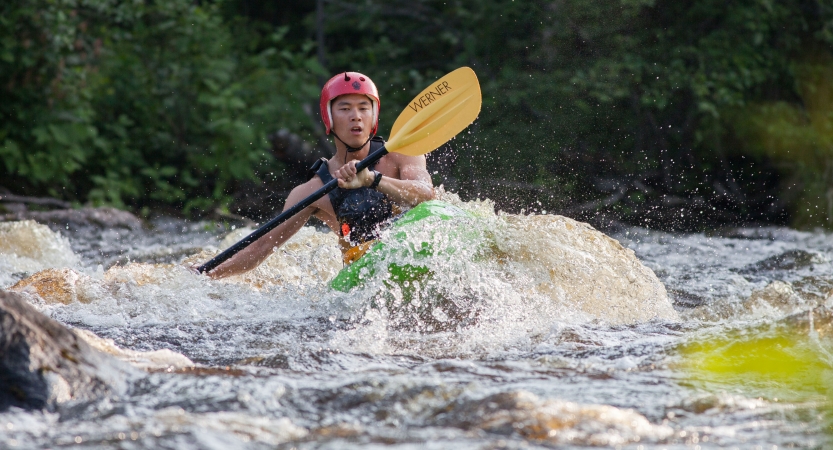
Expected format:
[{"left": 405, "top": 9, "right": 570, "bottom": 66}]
[{"left": 197, "top": 67, "right": 482, "bottom": 274}]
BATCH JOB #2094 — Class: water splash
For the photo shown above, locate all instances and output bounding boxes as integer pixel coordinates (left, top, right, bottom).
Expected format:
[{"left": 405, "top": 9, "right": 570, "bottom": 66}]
[
  {"left": 8, "top": 196, "right": 677, "bottom": 360},
  {"left": 0, "top": 220, "right": 79, "bottom": 287},
  {"left": 4, "top": 203, "right": 832, "bottom": 447}
]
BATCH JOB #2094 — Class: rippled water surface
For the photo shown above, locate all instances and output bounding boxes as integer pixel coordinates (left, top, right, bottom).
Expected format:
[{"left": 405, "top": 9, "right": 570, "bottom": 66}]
[{"left": 2, "top": 198, "right": 833, "bottom": 449}]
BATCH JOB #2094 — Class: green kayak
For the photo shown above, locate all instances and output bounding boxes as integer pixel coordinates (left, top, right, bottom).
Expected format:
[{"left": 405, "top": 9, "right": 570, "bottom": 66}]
[{"left": 330, "top": 200, "right": 475, "bottom": 292}]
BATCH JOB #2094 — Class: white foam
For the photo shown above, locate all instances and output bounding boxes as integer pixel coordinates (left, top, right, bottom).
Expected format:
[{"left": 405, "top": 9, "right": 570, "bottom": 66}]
[
  {"left": 0, "top": 406, "right": 306, "bottom": 448},
  {"left": 443, "top": 390, "right": 674, "bottom": 446},
  {"left": 21, "top": 196, "right": 677, "bottom": 360},
  {"left": 146, "top": 408, "right": 308, "bottom": 446},
  {"left": 0, "top": 221, "right": 80, "bottom": 287},
  {"left": 74, "top": 328, "right": 194, "bottom": 371}
]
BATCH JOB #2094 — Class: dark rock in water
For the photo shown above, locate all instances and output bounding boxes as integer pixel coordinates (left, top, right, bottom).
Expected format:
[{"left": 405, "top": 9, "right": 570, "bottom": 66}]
[
  {"left": 431, "top": 390, "right": 669, "bottom": 444},
  {"left": 0, "top": 291, "right": 136, "bottom": 411},
  {"left": 0, "top": 207, "right": 143, "bottom": 231},
  {"left": 668, "top": 289, "right": 709, "bottom": 308},
  {"left": 785, "top": 304, "right": 833, "bottom": 336},
  {"left": 0, "top": 193, "right": 72, "bottom": 210},
  {"left": 705, "top": 227, "right": 783, "bottom": 240},
  {"left": 739, "top": 249, "right": 823, "bottom": 274}
]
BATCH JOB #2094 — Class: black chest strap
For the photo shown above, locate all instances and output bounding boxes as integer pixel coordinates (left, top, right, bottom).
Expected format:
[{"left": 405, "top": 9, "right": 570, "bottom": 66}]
[{"left": 305, "top": 137, "right": 393, "bottom": 244}]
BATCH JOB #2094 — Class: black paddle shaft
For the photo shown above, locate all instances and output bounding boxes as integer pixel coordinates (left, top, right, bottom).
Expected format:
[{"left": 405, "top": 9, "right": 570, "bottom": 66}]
[{"left": 197, "top": 145, "right": 389, "bottom": 274}]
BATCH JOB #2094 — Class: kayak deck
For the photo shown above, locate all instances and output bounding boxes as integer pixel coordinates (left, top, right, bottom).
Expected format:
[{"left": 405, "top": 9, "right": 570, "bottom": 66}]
[{"left": 330, "top": 200, "right": 473, "bottom": 292}]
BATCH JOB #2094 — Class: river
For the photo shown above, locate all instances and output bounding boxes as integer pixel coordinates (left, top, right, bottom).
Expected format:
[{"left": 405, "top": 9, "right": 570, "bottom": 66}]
[{"left": 1, "top": 196, "right": 831, "bottom": 448}]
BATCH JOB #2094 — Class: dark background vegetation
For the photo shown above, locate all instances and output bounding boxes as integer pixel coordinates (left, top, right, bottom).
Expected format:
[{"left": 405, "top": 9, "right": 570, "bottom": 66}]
[{"left": 2, "top": 0, "right": 833, "bottom": 230}]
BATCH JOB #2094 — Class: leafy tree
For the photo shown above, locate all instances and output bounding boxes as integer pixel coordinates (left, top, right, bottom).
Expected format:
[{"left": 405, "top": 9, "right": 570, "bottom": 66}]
[
  {"left": 312, "top": 0, "right": 833, "bottom": 228},
  {"left": 4, "top": 0, "right": 833, "bottom": 229},
  {"left": 1, "top": 0, "right": 322, "bottom": 211}
]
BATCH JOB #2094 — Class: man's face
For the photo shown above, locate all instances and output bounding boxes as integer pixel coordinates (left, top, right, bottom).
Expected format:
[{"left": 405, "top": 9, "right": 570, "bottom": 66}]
[{"left": 331, "top": 94, "right": 374, "bottom": 148}]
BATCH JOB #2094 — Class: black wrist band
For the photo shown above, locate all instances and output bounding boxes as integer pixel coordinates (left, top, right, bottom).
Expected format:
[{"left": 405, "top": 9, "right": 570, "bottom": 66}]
[{"left": 370, "top": 171, "right": 383, "bottom": 189}]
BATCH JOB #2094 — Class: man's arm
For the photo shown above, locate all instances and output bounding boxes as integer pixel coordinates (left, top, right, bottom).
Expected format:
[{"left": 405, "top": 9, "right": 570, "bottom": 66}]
[
  {"left": 335, "top": 154, "right": 435, "bottom": 207},
  {"left": 377, "top": 153, "right": 435, "bottom": 206},
  {"left": 206, "top": 184, "right": 318, "bottom": 279}
]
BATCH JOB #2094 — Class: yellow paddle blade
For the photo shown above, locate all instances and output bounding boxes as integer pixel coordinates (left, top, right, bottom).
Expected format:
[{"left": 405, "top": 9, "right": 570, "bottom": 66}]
[{"left": 386, "top": 67, "right": 482, "bottom": 156}]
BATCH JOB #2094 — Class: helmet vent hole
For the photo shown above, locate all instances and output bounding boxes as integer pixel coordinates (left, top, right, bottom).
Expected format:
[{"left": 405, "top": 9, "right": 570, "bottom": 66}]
[
  {"left": 360, "top": 77, "right": 365, "bottom": 81},
  {"left": 344, "top": 73, "right": 351, "bottom": 81}
]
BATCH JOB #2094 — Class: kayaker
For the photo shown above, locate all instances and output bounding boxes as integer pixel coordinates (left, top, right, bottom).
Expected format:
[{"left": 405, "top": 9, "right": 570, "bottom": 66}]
[{"left": 206, "top": 72, "right": 436, "bottom": 279}]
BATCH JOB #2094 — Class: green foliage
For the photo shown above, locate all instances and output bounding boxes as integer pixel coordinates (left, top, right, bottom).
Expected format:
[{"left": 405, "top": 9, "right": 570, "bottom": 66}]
[
  {"left": 1, "top": 0, "right": 322, "bottom": 211},
  {"left": 4, "top": 0, "right": 833, "bottom": 228},
  {"left": 728, "top": 49, "right": 833, "bottom": 227},
  {"left": 1, "top": 0, "right": 98, "bottom": 191},
  {"left": 311, "top": 0, "right": 832, "bottom": 227}
]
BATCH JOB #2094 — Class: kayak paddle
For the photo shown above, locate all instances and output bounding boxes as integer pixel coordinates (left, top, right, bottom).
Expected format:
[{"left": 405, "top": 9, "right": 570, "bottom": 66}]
[{"left": 197, "top": 67, "right": 482, "bottom": 274}]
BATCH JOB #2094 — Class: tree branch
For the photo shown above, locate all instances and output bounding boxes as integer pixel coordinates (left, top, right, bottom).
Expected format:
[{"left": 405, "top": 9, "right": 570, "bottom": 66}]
[{"left": 0, "top": 194, "right": 71, "bottom": 209}]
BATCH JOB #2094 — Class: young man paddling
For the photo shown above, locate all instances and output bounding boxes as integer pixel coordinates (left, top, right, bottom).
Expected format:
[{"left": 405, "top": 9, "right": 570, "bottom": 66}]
[{"left": 206, "top": 72, "right": 436, "bottom": 279}]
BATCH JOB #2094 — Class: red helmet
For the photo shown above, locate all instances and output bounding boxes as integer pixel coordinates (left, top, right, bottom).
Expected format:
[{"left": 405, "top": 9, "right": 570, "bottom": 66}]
[{"left": 320, "top": 72, "right": 380, "bottom": 135}]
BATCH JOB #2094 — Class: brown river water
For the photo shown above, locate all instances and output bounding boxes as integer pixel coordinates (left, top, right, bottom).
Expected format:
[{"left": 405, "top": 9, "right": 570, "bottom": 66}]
[{"left": 1, "top": 193, "right": 832, "bottom": 449}]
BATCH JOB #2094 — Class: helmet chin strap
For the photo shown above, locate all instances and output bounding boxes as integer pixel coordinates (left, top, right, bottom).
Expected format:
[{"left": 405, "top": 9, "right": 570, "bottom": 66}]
[{"left": 332, "top": 132, "right": 374, "bottom": 154}]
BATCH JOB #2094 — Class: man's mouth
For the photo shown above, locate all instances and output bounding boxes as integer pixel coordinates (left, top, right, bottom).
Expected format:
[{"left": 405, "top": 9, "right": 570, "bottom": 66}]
[{"left": 350, "top": 126, "right": 363, "bottom": 135}]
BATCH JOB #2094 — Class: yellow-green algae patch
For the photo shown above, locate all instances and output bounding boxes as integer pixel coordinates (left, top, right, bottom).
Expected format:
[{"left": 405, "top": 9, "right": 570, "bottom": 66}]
[{"left": 680, "top": 327, "right": 833, "bottom": 401}]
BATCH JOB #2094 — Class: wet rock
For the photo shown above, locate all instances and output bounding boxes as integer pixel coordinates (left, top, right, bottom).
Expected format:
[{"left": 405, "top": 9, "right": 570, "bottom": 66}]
[
  {"left": 669, "top": 289, "right": 709, "bottom": 308},
  {"left": 173, "top": 366, "right": 248, "bottom": 376},
  {"left": 1, "top": 207, "right": 143, "bottom": 231},
  {"left": 706, "top": 227, "right": 783, "bottom": 240},
  {"left": 739, "top": 249, "right": 824, "bottom": 274},
  {"left": 433, "top": 390, "right": 673, "bottom": 446},
  {"left": 784, "top": 304, "right": 833, "bottom": 338},
  {"left": 138, "top": 408, "right": 308, "bottom": 445},
  {"left": 0, "top": 193, "right": 72, "bottom": 209},
  {"left": 237, "top": 354, "right": 290, "bottom": 369},
  {"left": 10, "top": 268, "right": 95, "bottom": 305},
  {"left": 12, "top": 264, "right": 195, "bottom": 306},
  {"left": 11, "top": 263, "right": 210, "bottom": 326},
  {"left": 74, "top": 329, "right": 194, "bottom": 372},
  {"left": 743, "top": 281, "right": 806, "bottom": 313},
  {"left": 9, "top": 273, "right": 194, "bottom": 369},
  {"left": 684, "top": 280, "right": 818, "bottom": 323},
  {"left": 0, "top": 202, "right": 28, "bottom": 214},
  {"left": 312, "top": 423, "right": 362, "bottom": 439},
  {"left": 792, "top": 276, "right": 833, "bottom": 304},
  {"left": 499, "top": 214, "right": 679, "bottom": 324},
  {"left": 676, "top": 392, "right": 769, "bottom": 414},
  {"left": 0, "top": 290, "right": 136, "bottom": 411}
]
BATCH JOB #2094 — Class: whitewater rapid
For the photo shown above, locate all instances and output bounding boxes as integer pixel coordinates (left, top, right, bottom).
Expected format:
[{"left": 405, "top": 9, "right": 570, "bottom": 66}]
[{"left": 1, "top": 196, "right": 832, "bottom": 448}]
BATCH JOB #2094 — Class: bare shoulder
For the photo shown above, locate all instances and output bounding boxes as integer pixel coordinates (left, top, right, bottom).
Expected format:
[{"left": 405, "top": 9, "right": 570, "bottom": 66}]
[
  {"left": 291, "top": 176, "right": 324, "bottom": 195},
  {"left": 285, "top": 176, "right": 327, "bottom": 207},
  {"left": 380, "top": 152, "right": 431, "bottom": 184},
  {"left": 385, "top": 152, "right": 427, "bottom": 168}
]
